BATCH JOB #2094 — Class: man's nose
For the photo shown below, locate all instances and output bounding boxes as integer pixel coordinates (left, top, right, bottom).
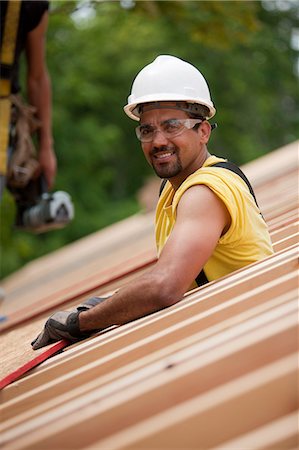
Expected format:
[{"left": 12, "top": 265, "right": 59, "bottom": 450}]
[{"left": 151, "top": 129, "right": 169, "bottom": 145}]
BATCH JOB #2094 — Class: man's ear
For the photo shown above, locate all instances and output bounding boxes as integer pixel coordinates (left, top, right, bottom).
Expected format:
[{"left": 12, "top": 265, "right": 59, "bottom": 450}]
[{"left": 199, "top": 120, "right": 211, "bottom": 143}]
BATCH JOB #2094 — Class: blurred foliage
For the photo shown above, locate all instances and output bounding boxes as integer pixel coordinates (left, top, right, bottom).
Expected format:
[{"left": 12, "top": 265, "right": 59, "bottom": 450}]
[{"left": 1, "top": 0, "right": 298, "bottom": 279}]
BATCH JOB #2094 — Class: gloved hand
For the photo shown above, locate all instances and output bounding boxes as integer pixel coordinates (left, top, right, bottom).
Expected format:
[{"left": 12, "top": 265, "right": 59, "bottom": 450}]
[
  {"left": 31, "top": 310, "right": 93, "bottom": 350},
  {"left": 31, "top": 296, "right": 110, "bottom": 350}
]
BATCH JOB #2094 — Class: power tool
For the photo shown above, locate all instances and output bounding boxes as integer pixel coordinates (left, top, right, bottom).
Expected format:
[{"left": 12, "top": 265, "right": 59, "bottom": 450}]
[{"left": 8, "top": 176, "right": 74, "bottom": 233}]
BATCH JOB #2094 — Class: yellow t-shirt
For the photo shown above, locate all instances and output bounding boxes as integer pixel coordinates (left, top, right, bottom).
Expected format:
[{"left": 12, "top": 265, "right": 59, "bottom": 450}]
[{"left": 155, "top": 155, "right": 274, "bottom": 289}]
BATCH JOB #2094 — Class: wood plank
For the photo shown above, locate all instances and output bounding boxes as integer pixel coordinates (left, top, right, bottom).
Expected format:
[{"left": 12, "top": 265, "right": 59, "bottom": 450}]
[
  {"left": 268, "top": 210, "right": 298, "bottom": 232},
  {"left": 1, "top": 244, "right": 296, "bottom": 397},
  {"left": 1, "top": 242, "right": 296, "bottom": 397},
  {"left": 91, "top": 355, "right": 298, "bottom": 450},
  {"left": 212, "top": 412, "right": 299, "bottom": 450},
  {"left": 0, "top": 341, "right": 69, "bottom": 390},
  {"left": 1, "top": 212, "right": 155, "bottom": 292},
  {"left": 270, "top": 221, "right": 299, "bottom": 242},
  {"left": 0, "top": 212, "right": 156, "bottom": 319},
  {"left": 272, "top": 232, "right": 299, "bottom": 252},
  {"left": 241, "top": 140, "right": 298, "bottom": 187},
  {"left": 1, "top": 296, "right": 296, "bottom": 426},
  {"left": 1, "top": 322, "right": 296, "bottom": 449},
  {"left": 0, "top": 255, "right": 156, "bottom": 331},
  {"left": 0, "top": 275, "right": 295, "bottom": 423}
]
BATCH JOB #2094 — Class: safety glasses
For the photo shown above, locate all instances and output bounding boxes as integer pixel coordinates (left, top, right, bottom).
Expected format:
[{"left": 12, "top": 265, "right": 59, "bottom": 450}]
[{"left": 135, "top": 118, "right": 203, "bottom": 143}]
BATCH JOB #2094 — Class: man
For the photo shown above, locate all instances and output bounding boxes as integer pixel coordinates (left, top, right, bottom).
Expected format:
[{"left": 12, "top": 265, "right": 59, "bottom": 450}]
[
  {"left": 0, "top": 0, "right": 56, "bottom": 197},
  {"left": 31, "top": 55, "right": 273, "bottom": 350}
]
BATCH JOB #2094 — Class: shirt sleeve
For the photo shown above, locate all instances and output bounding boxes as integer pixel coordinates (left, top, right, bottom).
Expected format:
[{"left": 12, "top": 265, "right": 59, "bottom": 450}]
[{"left": 24, "top": 1, "right": 49, "bottom": 33}]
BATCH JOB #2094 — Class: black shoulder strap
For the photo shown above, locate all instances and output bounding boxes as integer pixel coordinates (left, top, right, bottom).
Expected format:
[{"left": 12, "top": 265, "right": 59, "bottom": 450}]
[
  {"left": 211, "top": 161, "right": 259, "bottom": 208},
  {"left": 159, "top": 160, "right": 261, "bottom": 288},
  {"left": 159, "top": 178, "right": 168, "bottom": 197},
  {"left": 195, "top": 269, "right": 209, "bottom": 287}
]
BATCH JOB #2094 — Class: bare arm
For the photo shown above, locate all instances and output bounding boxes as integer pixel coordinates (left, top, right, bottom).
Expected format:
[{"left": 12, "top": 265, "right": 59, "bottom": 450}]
[
  {"left": 25, "top": 11, "right": 56, "bottom": 189},
  {"left": 79, "top": 185, "right": 230, "bottom": 331}
]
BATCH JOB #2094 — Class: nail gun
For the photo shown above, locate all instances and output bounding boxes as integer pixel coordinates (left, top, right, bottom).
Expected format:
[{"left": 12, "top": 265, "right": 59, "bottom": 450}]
[{"left": 9, "top": 175, "right": 74, "bottom": 233}]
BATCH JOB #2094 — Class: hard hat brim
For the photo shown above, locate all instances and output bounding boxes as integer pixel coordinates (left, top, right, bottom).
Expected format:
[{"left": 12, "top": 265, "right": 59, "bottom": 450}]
[{"left": 124, "top": 94, "right": 216, "bottom": 121}]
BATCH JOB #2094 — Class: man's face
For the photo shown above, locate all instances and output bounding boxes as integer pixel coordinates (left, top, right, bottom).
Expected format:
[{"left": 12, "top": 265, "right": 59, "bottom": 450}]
[{"left": 139, "top": 105, "right": 210, "bottom": 186}]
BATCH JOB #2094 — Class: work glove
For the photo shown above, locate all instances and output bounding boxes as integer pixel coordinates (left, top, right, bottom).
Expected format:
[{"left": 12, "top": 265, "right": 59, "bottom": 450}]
[
  {"left": 31, "top": 310, "right": 91, "bottom": 350},
  {"left": 31, "top": 296, "right": 110, "bottom": 350}
]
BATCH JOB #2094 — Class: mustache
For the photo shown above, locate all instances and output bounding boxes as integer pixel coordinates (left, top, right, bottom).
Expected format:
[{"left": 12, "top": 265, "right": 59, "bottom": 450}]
[{"left": 150, "top": 145, "right": 177, "bottom": 157}]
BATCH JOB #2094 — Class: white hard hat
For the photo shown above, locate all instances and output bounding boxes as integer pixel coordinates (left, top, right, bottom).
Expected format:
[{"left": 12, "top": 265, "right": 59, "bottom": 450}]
[{"left": 124, "top": 55, "right": 216, "bottom": 121}]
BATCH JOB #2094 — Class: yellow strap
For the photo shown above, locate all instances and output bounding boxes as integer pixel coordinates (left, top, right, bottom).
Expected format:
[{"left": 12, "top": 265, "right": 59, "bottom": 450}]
[
  {"left": 0, "top": 0, "right": 22, "bottom": 175},
  {"left": 0, "top": 98, "right": 11, "bottom": 173},
  {"left": 1, "top": 0, "right": 22, "bottom": 67}
]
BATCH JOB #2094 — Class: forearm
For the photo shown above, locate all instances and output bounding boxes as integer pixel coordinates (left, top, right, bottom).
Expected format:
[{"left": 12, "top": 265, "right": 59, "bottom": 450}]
[
  {"left": 27, "top": 69, "right": 56, "bottom": 188},
  {"left": 79, "top": 271, "right": 181, "bottom": 332},
  {"left": 27, "top": 69, "right": 53, "bottom": 149},
  {"left": 25, "top": 11, "right": 56, "bottom": 188}
]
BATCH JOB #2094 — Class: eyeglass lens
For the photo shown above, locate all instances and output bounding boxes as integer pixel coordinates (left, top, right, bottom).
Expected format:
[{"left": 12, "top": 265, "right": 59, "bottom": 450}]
[{"left": 136, "top": 119, "right": 201, "bottom": 142}]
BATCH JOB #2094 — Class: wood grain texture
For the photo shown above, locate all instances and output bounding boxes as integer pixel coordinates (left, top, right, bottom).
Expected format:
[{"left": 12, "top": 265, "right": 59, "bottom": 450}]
[{"left": 0, "top": 341, "right": 69, "bottom": 390}]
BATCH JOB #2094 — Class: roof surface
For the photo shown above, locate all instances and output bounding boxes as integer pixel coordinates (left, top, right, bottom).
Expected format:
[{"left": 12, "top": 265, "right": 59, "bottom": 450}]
[{"left": 0, "top": 140, "right": 298, "bottom": 449}]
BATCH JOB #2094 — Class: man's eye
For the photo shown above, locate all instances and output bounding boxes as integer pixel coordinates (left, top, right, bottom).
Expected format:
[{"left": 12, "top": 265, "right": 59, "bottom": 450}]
[
  {"left": 140, "top": 126, "right": 153, "bottom": 136},
  {"left": 164, "top": 120, "right": 181, "bottom": 131}
]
